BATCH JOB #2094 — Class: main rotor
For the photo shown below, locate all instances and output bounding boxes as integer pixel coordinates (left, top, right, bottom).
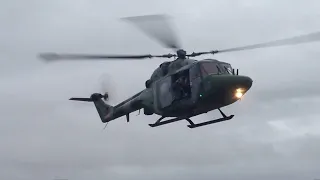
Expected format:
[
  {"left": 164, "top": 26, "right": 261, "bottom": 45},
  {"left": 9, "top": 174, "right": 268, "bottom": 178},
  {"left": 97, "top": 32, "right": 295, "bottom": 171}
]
[{"left": 39, "top": 14, "right": 320, "bottom": 62}]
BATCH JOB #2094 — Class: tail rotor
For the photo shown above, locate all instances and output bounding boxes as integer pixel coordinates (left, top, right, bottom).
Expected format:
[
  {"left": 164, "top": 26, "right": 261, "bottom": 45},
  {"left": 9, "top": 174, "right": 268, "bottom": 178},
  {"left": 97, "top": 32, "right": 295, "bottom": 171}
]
[{"left": 98, "top": 73, "right": 117, "bottom": 103}]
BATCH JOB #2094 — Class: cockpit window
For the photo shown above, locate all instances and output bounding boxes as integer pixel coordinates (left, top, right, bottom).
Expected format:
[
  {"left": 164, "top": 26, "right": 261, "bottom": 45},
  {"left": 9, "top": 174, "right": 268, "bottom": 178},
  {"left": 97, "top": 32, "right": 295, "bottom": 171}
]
[
  {"left": 219, "top": 63, "right": 233, "bottom": 74},
  {"left": 200, "top": 62, "right": 220, "bottom": 76}
]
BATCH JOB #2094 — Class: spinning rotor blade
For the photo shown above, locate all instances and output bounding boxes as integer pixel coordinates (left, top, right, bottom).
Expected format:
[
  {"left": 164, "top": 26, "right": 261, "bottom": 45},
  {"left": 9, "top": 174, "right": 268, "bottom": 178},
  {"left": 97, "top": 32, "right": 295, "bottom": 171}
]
[
  {"left": 217, "top": 31, "right": 320, "bottom": 53},
  {"left": 39, "top": 52, "right": 176, "bottom": 61},
  {"left": 188, "top": 31, "right": 320, "bottom": 57},
  {"left": 98, "top": 73, "right": 117, "bottom": 103},
  {"left": 122, "top": 14, "right": 181, "bottom": 50}
]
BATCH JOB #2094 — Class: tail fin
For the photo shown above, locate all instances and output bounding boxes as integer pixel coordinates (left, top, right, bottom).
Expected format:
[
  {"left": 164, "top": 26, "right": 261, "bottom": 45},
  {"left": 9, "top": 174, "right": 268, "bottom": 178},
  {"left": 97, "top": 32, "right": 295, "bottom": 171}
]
[{"left": 69, "top": 93, "right": 114, "bottom": 123}]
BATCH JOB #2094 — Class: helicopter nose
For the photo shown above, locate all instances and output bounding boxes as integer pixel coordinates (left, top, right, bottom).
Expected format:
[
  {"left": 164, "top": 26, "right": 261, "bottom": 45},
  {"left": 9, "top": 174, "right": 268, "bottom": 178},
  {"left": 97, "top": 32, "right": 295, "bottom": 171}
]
[
  {"left": 201, "top": 74, "right": 253, "bottom": 99},
  {"left": 231, "top": 75, "right": 253, "bottom": 98},
  {"left": 234, "top": 75, "right": 253, "bottom": 90}
]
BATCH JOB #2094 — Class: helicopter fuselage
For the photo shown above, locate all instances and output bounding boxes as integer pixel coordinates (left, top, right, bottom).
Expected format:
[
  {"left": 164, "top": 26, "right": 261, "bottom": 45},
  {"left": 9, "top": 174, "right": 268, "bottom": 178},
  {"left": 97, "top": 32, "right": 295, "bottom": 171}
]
[{"left": 73, "top": 58, "right": 252, "bottom": 126}]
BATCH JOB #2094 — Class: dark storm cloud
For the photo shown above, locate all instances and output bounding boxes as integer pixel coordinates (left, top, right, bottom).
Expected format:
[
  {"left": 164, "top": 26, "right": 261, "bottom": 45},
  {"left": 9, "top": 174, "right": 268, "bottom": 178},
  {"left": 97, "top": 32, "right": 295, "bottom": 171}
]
[{"left": 1, "top": 0, "right": 320, "bottom": 180}]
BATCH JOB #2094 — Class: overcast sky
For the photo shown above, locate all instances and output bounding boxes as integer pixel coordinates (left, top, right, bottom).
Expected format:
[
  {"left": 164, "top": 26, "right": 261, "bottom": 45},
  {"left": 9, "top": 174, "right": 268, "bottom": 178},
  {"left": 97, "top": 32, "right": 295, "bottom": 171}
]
[{"left": 1, "top": 0, "right": 320, "bottom": 180}]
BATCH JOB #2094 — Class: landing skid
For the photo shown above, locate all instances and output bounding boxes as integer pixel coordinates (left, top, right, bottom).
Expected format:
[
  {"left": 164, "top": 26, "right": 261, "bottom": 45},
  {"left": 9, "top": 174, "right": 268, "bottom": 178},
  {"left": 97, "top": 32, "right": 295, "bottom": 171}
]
[{"left": 149, "top": 108, "right": 234, "bottom": 128}]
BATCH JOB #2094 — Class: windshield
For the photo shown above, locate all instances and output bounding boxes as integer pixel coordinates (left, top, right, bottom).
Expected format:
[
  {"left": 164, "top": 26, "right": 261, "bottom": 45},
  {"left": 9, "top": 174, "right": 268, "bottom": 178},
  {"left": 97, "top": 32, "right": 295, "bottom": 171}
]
[
  {"left": 200, "top": 62, "right": 234, "bottom": 76},
  {"left": 200, "top": 62, "right": 220, "bottom": 76}
]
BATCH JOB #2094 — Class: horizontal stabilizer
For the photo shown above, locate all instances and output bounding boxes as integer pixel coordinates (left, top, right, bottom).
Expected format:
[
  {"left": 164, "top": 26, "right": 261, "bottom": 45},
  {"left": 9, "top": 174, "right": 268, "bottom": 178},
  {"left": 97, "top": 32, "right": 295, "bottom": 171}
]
[{"left": 69, "top": 97, "right": 92, "bottom": 102}]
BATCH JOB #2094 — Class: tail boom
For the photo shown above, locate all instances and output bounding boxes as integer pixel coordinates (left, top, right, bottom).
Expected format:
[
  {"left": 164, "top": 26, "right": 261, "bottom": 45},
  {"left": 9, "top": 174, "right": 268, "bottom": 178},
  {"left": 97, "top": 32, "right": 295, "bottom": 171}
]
[
  {"left": 70, "top": 92, "right": 144, "bottom": 123},
  {"left": 93, "top": 98, "right": 114, "bottom": 123}
]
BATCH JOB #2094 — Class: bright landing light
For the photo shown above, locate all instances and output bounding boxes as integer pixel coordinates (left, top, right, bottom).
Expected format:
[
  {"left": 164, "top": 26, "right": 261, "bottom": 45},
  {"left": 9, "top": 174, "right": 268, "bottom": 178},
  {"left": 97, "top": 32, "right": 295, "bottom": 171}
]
[{"left": 235, "top": 88, "right": 244, "bottom": 99}]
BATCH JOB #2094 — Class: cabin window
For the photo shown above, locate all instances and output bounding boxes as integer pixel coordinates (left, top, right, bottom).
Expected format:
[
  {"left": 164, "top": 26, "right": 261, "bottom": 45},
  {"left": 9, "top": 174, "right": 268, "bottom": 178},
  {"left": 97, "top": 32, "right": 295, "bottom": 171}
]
[{"left": 200, "top": 62, "right": 220, "bottom": 76}]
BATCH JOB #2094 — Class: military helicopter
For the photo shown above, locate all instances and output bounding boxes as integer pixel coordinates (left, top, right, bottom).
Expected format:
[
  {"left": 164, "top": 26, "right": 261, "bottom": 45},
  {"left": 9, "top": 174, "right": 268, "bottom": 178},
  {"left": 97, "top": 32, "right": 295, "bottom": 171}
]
[{"left": 39, "top": 14, "right": 320, "bottom": 128}]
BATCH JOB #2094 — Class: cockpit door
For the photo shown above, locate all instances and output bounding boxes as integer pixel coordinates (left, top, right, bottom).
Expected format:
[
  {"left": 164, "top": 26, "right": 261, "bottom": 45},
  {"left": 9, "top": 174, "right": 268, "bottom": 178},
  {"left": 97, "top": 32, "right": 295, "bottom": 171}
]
[
  {"left": 155, "top": 75, "right": 173, "bottom": 109},
  {"left": 189, "top": 64, "right": 202, "bottom": 102}
]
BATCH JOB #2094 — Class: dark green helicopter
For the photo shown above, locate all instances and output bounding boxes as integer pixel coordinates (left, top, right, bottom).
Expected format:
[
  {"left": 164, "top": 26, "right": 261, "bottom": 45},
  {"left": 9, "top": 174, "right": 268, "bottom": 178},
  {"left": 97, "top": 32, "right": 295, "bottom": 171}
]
[{"left": 39, "top": 14, "right": 320, "bottom": 128}]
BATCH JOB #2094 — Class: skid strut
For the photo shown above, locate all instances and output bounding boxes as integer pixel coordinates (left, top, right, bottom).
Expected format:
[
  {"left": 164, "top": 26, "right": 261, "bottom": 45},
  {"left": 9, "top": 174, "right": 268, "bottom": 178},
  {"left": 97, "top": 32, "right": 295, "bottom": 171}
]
[
  {"left": 149, "top": 116, "right": 184, "bottom": 127},
  {"left": 148, "top": 108, "right": 234, "bottom": 128}
]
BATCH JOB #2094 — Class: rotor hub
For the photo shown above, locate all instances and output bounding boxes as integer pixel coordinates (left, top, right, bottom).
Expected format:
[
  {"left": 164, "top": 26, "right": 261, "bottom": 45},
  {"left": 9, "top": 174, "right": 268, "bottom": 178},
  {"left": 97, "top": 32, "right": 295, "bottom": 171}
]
[
  {"left": 176, "top": 49, "right": 187, "bottom": 59},
  {"left": 103, "top": 92, "right": 109, "bottom": 101}
]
